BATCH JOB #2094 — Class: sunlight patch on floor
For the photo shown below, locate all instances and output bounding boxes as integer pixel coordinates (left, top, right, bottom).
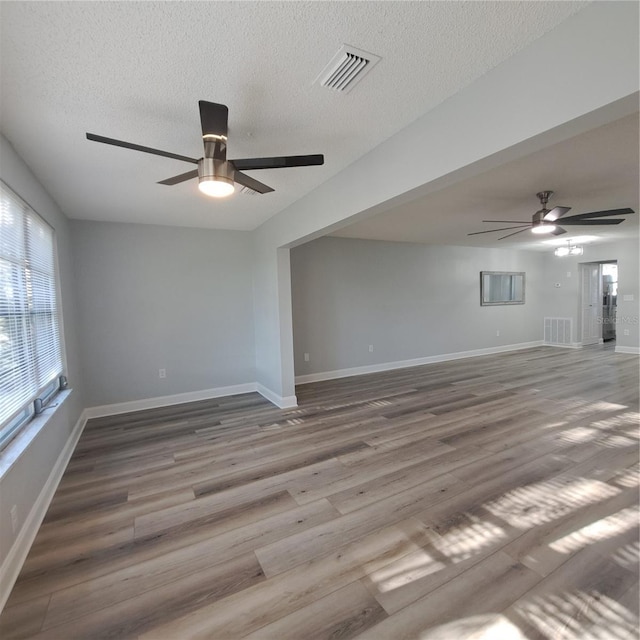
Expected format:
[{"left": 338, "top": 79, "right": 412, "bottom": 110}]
[
  {"left": 484, "top": 477, "right": 620, "bottom": 529},
  {"left": 429, "top": 516, "right": 507, "bottom": 563},
  {"left": 549, "top": 507, "right": 639, "bottom": 554},
  {"left": 590, "top": 412, "right": 640, "bottom": 432},
  {"left": 285, "top": 407, "right": 307, "bottom": 414},
  {"left": 367, "top": 517, "right": 507, "bottom": 593},
  {"left": 515, "top": 590, "right": 638, "bottom": 640},
  {"left": 416, "top": 613, "right": 527, "bottom": 640},
  {"left": 557, "top": 429, "right": 639, "bottom": 449},
  {"left": 594, "top": 434, "right": 639, "bottom": 448},
  {"left": 556, "top": 400, "right": 627, "bottom": 421},
  {"left": 610, "top": 465, "right": 640, "bottom": 489},
  {"left": 260, "top": 423, "right": 283, "bottom": 431},
  {"left": 540, "top": 421, "right": 568, "bottom": 431},
  {"left": 557, "top": 411, "right": 639, "bottom": 448},
  {"left": 612, "top": 540, "right": 640, "bottom": 570},
  {"left": 559, "top": 426, "right": 601, "bottom": 444},
  {"left": 366, "top": 548, "right": 447, "bottom": 592}
]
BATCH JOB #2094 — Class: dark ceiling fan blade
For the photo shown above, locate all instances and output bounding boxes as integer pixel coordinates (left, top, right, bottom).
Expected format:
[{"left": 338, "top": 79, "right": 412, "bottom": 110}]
[
  {"left": 198, "top": 101, "right": 228, "bottom": 139},
  {"left": 86, "top": 133, "right": 199, "bottom": 164},
  {"left": 230, "top": 154, "right": 324, "bottom": 171},
  {"left": 543, "top": 206, "right": 571, "bottom": 222},
  {"left": 561, "top": 219, "right": 625, "bottom": 225},
  {"left": 482, "top": 220, "right": 530, "bottom": 224},
  {"left": 157, "top": 169, "right": 199, "bottom": 186},
  {"left": 468, "top": 225, "right": 531, "bottom": 236},
  {"left": 551, "top": 226, "right": 567, "bottom": 236},
  {"left": 234, "top": 171, "right": 274, "bottom": 194},
  {"left": 498, "top": 228, "right": 530, "bottom": 240},
  {"left": 560, "top": 208, "right": 635, "bottom": 222}
]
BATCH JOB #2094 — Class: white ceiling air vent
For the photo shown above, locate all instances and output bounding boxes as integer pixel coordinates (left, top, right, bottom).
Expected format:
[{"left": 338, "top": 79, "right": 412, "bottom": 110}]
[
  {"left": 315, "top": 45, "right": 381, "bottom": 93},
  {"left": 239, "top": 185, "right": 259, "bottom": 195}
]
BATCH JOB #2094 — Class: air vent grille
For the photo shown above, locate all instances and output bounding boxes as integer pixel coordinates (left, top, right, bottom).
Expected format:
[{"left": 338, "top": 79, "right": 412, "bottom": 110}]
[
  {"left": 544, "top": 317, "right": 573, "bottom": 346},
  {"left": 315, "top": 45, "right": 381, "bottom": 93}
]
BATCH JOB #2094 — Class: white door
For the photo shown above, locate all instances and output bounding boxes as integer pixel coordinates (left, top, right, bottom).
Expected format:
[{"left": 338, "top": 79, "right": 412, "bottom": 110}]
[{"left": 581, "top": 263, "right": 602, "bottom": 345}]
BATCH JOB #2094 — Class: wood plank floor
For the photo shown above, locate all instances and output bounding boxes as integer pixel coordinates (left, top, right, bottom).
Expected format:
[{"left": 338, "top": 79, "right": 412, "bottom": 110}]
[{"left": 1, "top": 345, "right": 638, "bottom": 639}]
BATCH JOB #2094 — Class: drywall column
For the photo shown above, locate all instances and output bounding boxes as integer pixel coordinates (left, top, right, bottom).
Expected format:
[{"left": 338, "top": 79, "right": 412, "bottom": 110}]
[
  {"left": 251, "top": 1, "right": 639, "bottom": 404},
  {"left": 252, "top": 240, "right": 297, "bottom": 407}
]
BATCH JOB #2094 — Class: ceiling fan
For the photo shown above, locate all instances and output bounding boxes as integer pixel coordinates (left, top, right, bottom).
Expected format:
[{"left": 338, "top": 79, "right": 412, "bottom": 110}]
[
  {"left": 86, "top": 101, "right": 324, "bottom": 197},
  {"left": 468, "top": 191, "right": 635, "bottom": 240}
]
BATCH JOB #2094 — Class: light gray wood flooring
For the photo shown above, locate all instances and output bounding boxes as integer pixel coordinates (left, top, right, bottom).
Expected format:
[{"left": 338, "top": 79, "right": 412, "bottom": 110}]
[{"left": 1, "top": 345, "right": 638, "bottom": 639}]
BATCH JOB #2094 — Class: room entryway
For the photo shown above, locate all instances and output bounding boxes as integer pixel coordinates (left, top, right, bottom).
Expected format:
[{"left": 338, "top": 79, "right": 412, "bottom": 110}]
[{"left": 579, "top": 260, "right": 618, "bottom": 346}]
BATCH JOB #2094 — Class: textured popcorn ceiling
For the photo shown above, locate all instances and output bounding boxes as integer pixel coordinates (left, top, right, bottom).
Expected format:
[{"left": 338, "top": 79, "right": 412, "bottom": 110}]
[{"left": 0, "top": 1, "right": 588, "bottom": 231}]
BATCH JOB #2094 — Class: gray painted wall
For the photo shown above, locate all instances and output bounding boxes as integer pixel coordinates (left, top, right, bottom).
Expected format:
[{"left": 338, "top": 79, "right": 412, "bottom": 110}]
[
  {"left": 0, "top": 135, "right": 85, "bottom": 569},
  {"left": 72, "top": 220, "right": 256, "bottom": 407},
  {"left": 542, "top": 238, "right": 640, "bottom": 349},
  {"left": 291, "top": 237, "right": 547, "bottom": 376}
]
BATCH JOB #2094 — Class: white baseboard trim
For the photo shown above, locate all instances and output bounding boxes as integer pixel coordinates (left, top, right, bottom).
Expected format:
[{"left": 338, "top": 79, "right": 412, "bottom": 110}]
[
  {"left": 255, "top": 383, "right": 298, "bottom": 409},
  {"left": 295, "top": 341, "right": 545, "bottom": 385},
  {"left": 86, "top": 381, "right": 300, "bottom": 418},
  {"left": 615, "top": 346, "right": 640, "bottom": 355},
  {"left": 85, "top": 383, "right": 258, "bottom": 419},
  {"left": 543, "top": 342, "right": 583, "bottom": 349},
  {"left": 0, "top": 409, "right": 88, "bottom": 613}
]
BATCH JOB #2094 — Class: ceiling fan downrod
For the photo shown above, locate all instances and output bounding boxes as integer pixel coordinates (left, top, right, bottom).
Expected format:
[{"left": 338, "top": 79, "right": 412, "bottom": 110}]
[{"left": 536, "top": 190, "right": 553, "bottom": 209}]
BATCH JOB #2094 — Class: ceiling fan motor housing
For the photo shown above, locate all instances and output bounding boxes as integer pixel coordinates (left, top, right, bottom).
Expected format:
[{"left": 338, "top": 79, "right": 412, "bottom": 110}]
[
  {"left": 198, "top": 157, "right": 235, "bottom": 187},
  {"left": 532, "top": 209, "right": 547, "bottom": 226}
]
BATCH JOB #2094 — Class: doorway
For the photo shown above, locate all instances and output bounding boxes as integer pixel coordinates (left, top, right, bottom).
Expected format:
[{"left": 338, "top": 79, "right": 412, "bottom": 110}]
[{"left": 579, "top": 260, "right": 617, "bottom": 346}]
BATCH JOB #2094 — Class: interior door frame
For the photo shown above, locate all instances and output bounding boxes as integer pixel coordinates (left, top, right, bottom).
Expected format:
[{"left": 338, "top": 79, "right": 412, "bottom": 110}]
[{"left": 579, "top": 262, "right": 603, "bottom": 346}]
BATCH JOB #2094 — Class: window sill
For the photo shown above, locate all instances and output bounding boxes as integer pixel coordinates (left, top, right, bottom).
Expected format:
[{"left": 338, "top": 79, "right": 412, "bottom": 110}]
[{"left": 0, "top": 389, "right": 74, "bottom": 481}]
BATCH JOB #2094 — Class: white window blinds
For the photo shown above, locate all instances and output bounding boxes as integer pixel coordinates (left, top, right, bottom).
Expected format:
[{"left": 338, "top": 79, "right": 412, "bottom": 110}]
[{"left": 0, "top": 182, "right": 63, "bottom": 444}]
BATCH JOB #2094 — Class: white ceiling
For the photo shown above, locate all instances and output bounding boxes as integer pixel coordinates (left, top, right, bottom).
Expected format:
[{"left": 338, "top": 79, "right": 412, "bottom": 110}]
[
  {"left": 0, "top": 1, "right": 589, "bottom": 231},
  {"left": 333, "top": 112, "right": 640, "bottom": 251}
]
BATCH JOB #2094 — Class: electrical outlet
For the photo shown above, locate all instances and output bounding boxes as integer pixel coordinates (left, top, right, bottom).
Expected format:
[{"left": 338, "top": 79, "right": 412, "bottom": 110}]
[
  {"left": 303, "top": 353, "right": 310, "bottom": 362},
  {"left": 10, "top": 505, "right": 18, "bottom": 533},
  {"left": 566, "top": 271, "right": 572, "bottom": 278},
  {"left": 158, "top": 368, "right": 166, "bottom": 379},
  {"left": 623, "top": 329, "right": 630, "bottom": 336},
  {"left": 368, "top": 344, "right": 374, "bottom": 353},
  {"left": 496, "top": 330, "right": 500, "bottom": 337}
]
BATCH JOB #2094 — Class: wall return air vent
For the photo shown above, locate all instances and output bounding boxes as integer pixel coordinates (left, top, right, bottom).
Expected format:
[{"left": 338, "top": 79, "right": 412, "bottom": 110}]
[{"left": 315, "top": 45, "right": 381, "bottom": 93}]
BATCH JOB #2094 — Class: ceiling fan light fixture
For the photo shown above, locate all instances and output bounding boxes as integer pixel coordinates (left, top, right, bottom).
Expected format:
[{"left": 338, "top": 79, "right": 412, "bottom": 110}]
[
  {"left": 554, "top": 242, "right": 583, "bottom": 257},
  {"left": 197, "top": 158, "right": 235, "bottom": 198},
  {"left": 198, "top": 178, "right": 234, "bottom": 198},
  {"left": 531, "top": 224, "right": 557, "bottom": 234}
]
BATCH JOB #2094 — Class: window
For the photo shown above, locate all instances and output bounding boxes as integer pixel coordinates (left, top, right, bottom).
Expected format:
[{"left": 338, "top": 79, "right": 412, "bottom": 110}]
[{"left": 0, "top": 181, "right": 63, "bottom": 449}]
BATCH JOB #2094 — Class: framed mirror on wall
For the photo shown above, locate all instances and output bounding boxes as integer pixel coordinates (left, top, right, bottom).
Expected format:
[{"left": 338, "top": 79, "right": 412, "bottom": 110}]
[{"left": 480, "top": 271, "right": 525, "bottom": 306}]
